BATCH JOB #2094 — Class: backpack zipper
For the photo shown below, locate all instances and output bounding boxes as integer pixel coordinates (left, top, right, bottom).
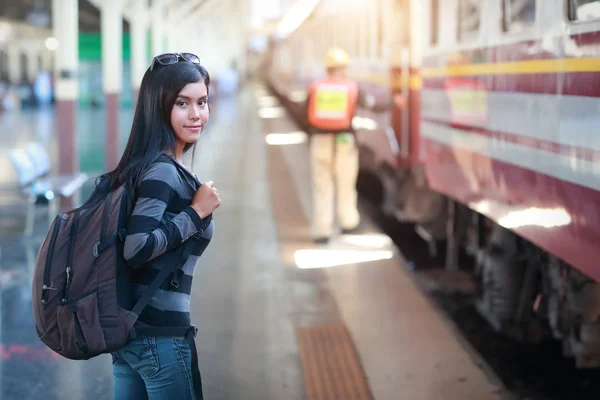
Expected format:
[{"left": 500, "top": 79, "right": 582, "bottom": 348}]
[
  {"left": 93, "top": 192, "right": 113, "bottom": 258},
  {"left": 41, "top": 214, "right": 67, "bottom": 305},
  {"left": 62, "top": 210, "right": 80, "bottom": 303},
  {"left": 100, "top": 192, "right": 112, "bottom": 239}
]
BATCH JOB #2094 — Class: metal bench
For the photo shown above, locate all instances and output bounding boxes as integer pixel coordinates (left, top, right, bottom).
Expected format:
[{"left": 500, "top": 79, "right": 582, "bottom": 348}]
[{"left": 7, "top": 143, "right": 88, "bottom": 237}]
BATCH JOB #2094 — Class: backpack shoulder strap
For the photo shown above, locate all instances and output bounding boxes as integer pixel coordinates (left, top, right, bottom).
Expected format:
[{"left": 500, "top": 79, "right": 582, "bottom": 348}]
[
  {"left": 130, "top": 237, "right": 195, "bottom": 317},
  {"left": 166, "top": 155, "right": 202, "bottom": 186}
]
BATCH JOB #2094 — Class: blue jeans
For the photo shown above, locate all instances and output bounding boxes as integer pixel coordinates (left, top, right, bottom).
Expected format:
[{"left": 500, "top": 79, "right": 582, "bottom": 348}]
[{"left": 112, "top": 336, "right": 195, "bottom": 400}]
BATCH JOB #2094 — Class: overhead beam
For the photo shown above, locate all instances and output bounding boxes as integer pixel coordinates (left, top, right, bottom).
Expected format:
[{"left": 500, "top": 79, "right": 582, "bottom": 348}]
[
  {"left": 89, "top": 0, "right": 136, "bottom": 23},
  {"left": 0, "top": 17, "right": 52, "bottom": 38},
  {"left": 179, "top": 0, "right": 221, "bottom": 28},
  {"left": 168, "top": 0, "right": 202, "bottom": 23},
  {"left": 88, "top": 0, "right": 163, "bottom": 27},
  {"left": 89, "top": 0, "right": 209, "bottom": 29}
]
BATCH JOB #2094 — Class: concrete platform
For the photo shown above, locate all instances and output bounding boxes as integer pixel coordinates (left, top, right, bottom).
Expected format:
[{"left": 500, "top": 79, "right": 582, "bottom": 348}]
[
  {"left": 259, "top": 84, "right": 509, "bottom": 400},
  {"left": 0, "top": 85, "right": 508, "bottom": 399}
]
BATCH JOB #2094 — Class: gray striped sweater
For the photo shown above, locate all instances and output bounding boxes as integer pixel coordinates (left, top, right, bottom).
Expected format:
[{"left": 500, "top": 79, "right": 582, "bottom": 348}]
[{"left": 124, "top": 154, "right": 214, "bottom": 327}]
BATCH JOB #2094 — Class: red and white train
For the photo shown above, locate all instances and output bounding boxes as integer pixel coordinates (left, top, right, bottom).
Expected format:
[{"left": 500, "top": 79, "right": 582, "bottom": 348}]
[{"left": 266, "top": 0, "right": 600, "bottom": 367}]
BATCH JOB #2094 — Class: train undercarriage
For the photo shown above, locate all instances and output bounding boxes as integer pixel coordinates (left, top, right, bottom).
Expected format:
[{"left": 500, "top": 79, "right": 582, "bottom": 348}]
[{"left": 361, "top": 145, "right": 600, "bottom": 368}]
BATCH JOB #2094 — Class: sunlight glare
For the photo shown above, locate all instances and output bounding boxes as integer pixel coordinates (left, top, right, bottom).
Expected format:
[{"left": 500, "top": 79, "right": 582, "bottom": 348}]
[
  {"left": 294, "top": 249, "right": 394, "bottom": 269},
  {"left": 265, "top": 132, "right": 308, "bottom": 145}
]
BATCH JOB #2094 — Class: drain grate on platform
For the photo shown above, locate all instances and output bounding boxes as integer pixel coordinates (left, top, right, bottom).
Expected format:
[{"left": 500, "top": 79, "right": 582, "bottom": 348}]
[{"left": 297, "top": 323, "right": 374, "bottom": 400}]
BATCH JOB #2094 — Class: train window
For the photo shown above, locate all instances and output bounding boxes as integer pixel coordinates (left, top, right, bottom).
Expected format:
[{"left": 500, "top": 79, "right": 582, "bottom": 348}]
[
  {"left": 502, "top": 0, "right": 535, "bottom": 32},
  {"left": 431, "top": 0, "right": 439, "bottom": 46},
  {"left": 457, "top": 0, "right": 481, "bottom": 42},
  {"left": 569, "top": 0, "right": 600, "bottom": 21}
]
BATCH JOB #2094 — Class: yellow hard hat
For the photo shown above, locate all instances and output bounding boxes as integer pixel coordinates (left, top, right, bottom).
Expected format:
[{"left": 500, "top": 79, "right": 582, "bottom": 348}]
[{"left": 325, "top": 47, "right": 350, "bottom": 68}]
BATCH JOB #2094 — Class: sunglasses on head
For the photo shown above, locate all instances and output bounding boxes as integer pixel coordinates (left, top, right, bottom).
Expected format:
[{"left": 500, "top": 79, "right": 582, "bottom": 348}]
[{"left": 149, "top": 52, "right": 201, "bottom": 71}]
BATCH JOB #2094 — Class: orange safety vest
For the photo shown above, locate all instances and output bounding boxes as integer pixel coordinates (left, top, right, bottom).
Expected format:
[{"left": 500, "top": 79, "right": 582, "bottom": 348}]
[{"left": 307, "top": 77, "right": 359, "bottom": 132}]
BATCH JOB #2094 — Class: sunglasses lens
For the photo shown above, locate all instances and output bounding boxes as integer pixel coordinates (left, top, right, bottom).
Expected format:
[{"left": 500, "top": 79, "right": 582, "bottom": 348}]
[
  {"left": 151, "top": 53, "right": 200, "bottom": 71},
  {"left": 181, "top": 53, "right": 200, "bottom": 64},
  {"left": 156, "top": 54, "right": 178, "bottom": 65}
]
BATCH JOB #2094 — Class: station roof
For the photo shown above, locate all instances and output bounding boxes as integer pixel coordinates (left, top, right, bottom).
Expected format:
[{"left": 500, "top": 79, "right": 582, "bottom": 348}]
[{"left": 0, "top": 0, "right": 106, "bottom": 33}]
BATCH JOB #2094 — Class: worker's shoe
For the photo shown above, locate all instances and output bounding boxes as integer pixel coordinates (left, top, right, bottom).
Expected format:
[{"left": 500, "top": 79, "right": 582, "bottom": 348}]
[
  {"left": 314, "top": 237, "right": 330, "bottom": 245},
  {"left": 341, "top": 225, "right": 362, "bottom": 235}
]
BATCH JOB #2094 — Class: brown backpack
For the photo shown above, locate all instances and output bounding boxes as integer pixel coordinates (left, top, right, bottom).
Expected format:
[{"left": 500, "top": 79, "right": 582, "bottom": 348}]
[
  {"left": 31, "top": 174, "right": 187, "bottom": 360},
  {"left": 31, "top": 177, "right": 136, "bottom": 359}
]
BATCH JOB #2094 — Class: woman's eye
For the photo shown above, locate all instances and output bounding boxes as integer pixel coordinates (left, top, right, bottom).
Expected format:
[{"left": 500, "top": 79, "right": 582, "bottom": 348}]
[
  {"left": 176, "top": 101, "right": 187, "bottom": 106},
  {"left": 199, "top": 100, "right": 207, "bottom": 106}
]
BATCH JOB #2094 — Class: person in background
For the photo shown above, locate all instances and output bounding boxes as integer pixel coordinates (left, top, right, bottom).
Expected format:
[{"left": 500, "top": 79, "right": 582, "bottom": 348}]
[
  {"left": 33, "top": 70, "right": 53, "bottom": 107},
  {"left": 216, "top": 60, "right": 240, "bottom": 96},
  {"left": 305, "top": 47, "right": 406, "bottom": 244}
]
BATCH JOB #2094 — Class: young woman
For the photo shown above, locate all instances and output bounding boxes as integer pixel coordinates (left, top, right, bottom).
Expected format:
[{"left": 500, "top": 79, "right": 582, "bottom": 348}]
[{"left": 105, "top": 53, "right": 220, "bottom": 400}]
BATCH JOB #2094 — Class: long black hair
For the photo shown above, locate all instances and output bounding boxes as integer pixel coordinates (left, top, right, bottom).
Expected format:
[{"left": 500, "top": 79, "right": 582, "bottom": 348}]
[{"left": 101, "top": 59, "right": 210, "bottom": 193}]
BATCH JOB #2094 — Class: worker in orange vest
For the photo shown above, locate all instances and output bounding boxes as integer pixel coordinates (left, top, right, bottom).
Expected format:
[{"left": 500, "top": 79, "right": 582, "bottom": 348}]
[{"left": 306, "top": 47, "right": 405, "bottom": 244}]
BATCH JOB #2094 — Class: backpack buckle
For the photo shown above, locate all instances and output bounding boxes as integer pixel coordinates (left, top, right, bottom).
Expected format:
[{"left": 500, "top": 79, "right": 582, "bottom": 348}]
[{"left": 93, "top": 241, "right": 100, "bottom": 258}]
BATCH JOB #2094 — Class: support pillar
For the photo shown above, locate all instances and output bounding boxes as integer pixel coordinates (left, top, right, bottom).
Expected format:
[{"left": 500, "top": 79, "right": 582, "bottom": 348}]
[
  {"left": 167, "top": 8, "right": 177, "bottom": 52},
  {"left": 131, "top": 0, "right": 148, "bottom": 106},
  {"left": 381, "top": 0, "right": 392, "bottom": 62},
  {"left": 52, "top": 0, "right": 79, "bottom": 176},
  {"left": 167, "top": 0, "right": 200, "bottom": 52},
  {"left": 7, "top": 44, "right": 21, "bottom": 84},
  {"left": 358, "top": 2, "right": 367, "bottom": 60},
  {"left": 0, "top": 49, "right": 6, "bottom": 81},
  {"left": 369, "top": 0, "right": 379, "bottom": 61},
  {"left": 42, "top": 49, "right": 54, "bottom": 72},
  {"left": 101, "top": 0, "right": 123, "bottom": 171},
  {"left": 409, "top": 0, "right": 423, "bottom": 163},
  {"left": 151, "top": 0, "right": 165, "bottom": 56},
  {"left": 236, "top": 0, "right": 249, "bottom": 83}
]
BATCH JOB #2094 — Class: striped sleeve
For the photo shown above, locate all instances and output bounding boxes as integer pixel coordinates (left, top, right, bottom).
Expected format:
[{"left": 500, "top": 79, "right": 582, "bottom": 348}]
[{"left": 123, "top": 161, "right": 204, "bottom": 266}]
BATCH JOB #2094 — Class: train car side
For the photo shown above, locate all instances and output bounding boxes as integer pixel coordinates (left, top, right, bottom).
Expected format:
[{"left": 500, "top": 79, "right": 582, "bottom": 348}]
[{"left": 418, "top": 0, "right": 600, "bottom": 367}]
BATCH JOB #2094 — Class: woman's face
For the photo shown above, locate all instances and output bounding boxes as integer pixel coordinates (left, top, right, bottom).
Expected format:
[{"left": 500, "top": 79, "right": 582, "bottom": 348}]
[{"left": 170, "top": 81, "right": 209, "bottom": 149}]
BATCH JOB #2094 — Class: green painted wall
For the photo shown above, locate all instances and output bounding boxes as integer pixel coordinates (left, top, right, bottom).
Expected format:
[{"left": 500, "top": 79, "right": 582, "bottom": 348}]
[
  {"left": 78, "top": 31, "right": 152, "bottom": 61},
  {"left": 79, "top": 32, "right": 131, "bottom": 60},
  {"left": 77, "top": 32, "right": 151, "bottom": 108}
]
